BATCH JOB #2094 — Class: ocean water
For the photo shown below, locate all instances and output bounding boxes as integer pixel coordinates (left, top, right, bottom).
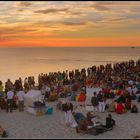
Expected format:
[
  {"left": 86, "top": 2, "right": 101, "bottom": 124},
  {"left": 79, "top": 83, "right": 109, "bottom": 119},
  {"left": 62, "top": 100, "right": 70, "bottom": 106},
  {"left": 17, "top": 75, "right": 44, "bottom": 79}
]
[{"left": 0, "top": 47, "right": 140, "bottom": 83}]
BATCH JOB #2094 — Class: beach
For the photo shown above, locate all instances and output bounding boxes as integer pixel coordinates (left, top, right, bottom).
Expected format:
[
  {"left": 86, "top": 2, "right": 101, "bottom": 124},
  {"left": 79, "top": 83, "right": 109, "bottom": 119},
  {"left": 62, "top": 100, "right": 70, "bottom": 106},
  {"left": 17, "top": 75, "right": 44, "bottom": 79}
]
[
  {"left": 0, "top": 59, "right": 139, "bottom": 138},
  {"left": 0, "top": 99, "right": 140, "bottom": 139},
  {"left": 0, "top": 1, "right": 140, "bottom": 138}
]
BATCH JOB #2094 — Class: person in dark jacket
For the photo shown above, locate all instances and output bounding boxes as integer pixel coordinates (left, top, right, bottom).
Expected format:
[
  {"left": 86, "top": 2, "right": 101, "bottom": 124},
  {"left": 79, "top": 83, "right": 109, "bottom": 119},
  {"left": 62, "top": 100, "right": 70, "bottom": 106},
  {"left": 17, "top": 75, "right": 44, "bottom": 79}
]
[
  {"left": 105, "top": 114, "right": 115, "bottom": 130},
  {"left": 91, "top": 92, "right": 99, "bottom": 112},
  {"left": 131, "top": 104, "right": 138, "bottom": 113}
]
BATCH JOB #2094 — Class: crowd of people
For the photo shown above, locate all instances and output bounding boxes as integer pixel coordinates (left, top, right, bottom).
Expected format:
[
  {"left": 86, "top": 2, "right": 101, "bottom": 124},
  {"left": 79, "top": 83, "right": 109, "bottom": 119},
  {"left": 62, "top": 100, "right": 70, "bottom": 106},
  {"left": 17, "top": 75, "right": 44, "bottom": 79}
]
[{"left": 0, "top": 59, "right": 140, "bottom": 137}]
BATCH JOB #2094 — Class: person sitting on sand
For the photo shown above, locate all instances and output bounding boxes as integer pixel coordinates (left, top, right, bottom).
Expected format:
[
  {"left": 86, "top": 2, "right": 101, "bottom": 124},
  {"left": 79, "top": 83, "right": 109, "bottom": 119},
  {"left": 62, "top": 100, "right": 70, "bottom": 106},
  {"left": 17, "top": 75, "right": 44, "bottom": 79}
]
[
  {"left": 137, "top": 95, "right": 140, "bottom": 103},
  {"left": 116, "top": 101, "right": 125, "bottom": 114},
  {"left": 73, "top": 112, "right": 86, "bottom": 124},
  {"left": 125, "top": 98, "right": 131, "bottom": 110},
  {"left": 72, "top": 112, "right": 88, "bottom": 133},
  {"left": 70, "top": 92, "right": 76, "bottom": 101},
  {"left": 0, "top": 125, "right": 8, "bottom": 138},
  {"left": 48, "top": 90, "right": 58, "bottom": 101},
  {"left": 73, "top": 112, "right": 99, "bottom": 135},
  {"left": 86, "top": 112, "right": 102, "bottom": 127},
  {"left": 131, "top": 104, "right": 138, "bottom": 113},
  {"left": 105, "top": 114, "right": 115, "bottom": 130},
  {"left": 117, "top": 94, "right": 126, "bottom": 104},
  {"left": 108, "top": 100, "right": 116, "bottom": 112},
  {"left": 78, "top": 91, "right": 86, "bottom": 102}
]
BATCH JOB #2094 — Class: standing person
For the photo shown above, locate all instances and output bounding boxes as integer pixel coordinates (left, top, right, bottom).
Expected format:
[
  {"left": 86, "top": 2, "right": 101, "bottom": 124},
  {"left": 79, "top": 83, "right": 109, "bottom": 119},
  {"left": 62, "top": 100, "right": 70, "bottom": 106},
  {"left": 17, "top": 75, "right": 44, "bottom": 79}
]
[
  {"left": 64, "top": 102, "right": 74, "bottom": 126},
  {"left": 19, "top": 77, "right": 23, "bottom": 90},
  {"left": 97, "top": 91, "right": 105, "bottom": 113},
  {"left": 6, "top": 79, "right": 13, "bottom": 91},
  {"left": 91, "top": 92, "right": 99, "bottom": 112},
  {"left": 17, "top": 88, "right": 25, "bottom": 112},
  {"left": 24, "top": 78, "right": 29, "bottom": 92},
  {"left": 6, "top": 89, "right": 14, "bottom": 112},
  {"left": 0, "top": 81, "right": 4, "bottom": 98}
]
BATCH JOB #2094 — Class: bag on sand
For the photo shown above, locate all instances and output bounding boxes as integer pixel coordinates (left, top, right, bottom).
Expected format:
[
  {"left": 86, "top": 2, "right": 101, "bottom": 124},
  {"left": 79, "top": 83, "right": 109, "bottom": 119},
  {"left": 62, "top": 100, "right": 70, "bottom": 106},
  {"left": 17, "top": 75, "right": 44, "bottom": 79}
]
[
  {"left": 96, "top": 126, "right": 104, "bottom": 134},
  {"left": 46, "top": 107, "right": 53, "bottom": 115}
]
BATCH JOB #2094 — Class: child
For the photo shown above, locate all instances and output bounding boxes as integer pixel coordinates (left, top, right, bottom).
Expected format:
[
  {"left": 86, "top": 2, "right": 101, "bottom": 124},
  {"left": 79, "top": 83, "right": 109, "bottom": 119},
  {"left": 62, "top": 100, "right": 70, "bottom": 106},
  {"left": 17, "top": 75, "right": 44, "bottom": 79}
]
[
  {"left": 105, "top": 114, "right": 115, "bottom": 130},
  {"left": 131, "top": 104, "right": 138, "bottom": 113},
  {"left": 0, "top": 125, "right": 8, "bottom": 138}
]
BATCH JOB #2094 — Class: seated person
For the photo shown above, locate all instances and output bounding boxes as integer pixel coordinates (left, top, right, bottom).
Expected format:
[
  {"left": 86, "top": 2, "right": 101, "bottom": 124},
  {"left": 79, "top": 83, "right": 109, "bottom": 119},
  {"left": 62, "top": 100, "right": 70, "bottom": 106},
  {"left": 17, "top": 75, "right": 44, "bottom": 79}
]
[
  {"left": 91, "top": 115, "right": 102, "bottom": 127},
  {"left": 86, "top": 112, "right": 94, "bottom": 129},
  {"left": 70, "top": 92, "right": 76, "bottom": 101},
  {"left": 131, "top": 93, "right": 137, "bottom": 100},
  {"left": 117, "top": 94, "right": 126, "bottom": 104},
  {"left": 137, "top": 95, "right": 140, "bottom": 103},
  {"left": 78, "top": 92, "right": 86, "bottom": 102},
  {"left": 116, "top": 101, "right": 125, "bottom": 114},
  {"left": 86, "top": 112, "right": 102, "bottom": 127},
  {"left": 48, "top": 90, "right": 58, "bottom": 101},
  {"left": 0, "top": 125, "right": 8, "bottom": 138},
  {"left": 73, "top": 112, "right": 86, "bottom": 124},
  {"left": 72, "top": 112, "right": 88, "bottom": 133},
  {"left": 105, "top": 114, "right": 115, "bottom": 130},
  {"left": 108, "top": 100, "right": 116, "bottom": 112},
  {"left": 86, "top": 112, "right": 106, "bottom": 134},
  {"left": 109, "top": 92, "right": 115, "bottom": 99},
  {"left": 125, "top": 98, "right": 131, "bottom": 110},
  {"left": 74, "top": 112, "right": 101, "bottom": 135},
  {"left": 131, "top": 104, "right": 138, "bottom": 113},
  {"left": 44, "top": 91, "right": 50, "bottom": 99}
]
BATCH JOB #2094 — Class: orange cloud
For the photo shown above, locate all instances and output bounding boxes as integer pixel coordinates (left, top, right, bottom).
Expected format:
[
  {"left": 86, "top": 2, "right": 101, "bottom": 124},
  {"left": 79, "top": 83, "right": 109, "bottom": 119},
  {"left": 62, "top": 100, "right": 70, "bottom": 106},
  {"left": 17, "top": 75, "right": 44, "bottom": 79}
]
[{"left": 0, "top": 1, "right": 140, "bottom": 48}]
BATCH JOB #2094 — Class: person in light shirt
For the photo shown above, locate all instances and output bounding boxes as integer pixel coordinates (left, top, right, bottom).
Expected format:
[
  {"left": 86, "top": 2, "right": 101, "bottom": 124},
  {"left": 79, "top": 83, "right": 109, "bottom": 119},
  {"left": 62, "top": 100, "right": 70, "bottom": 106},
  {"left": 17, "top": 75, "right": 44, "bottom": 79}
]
[
  {"left": 6, "top": 89, "right": 14, "bottom": 112},
  {"left": 17, "top": 88, "right": 25, "bottom": 112}
]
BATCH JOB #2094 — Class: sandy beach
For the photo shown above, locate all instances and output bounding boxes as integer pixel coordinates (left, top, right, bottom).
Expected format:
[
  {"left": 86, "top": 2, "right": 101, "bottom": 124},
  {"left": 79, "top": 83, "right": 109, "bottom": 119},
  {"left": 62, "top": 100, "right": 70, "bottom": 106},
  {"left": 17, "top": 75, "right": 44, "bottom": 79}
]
[
  {"left": 0, "top": 99, "right": 140, "bottom": 139},
  {"left": 0, "top": 1, "right": 140, "bottom": 139}
]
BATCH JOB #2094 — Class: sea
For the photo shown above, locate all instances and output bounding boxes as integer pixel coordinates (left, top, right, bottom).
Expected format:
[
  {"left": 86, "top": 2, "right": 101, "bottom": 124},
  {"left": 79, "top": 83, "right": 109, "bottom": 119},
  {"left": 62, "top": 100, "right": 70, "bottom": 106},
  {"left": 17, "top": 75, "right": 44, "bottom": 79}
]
[{"left": 0, "top": 47, "right": 140, "bottom": 84}]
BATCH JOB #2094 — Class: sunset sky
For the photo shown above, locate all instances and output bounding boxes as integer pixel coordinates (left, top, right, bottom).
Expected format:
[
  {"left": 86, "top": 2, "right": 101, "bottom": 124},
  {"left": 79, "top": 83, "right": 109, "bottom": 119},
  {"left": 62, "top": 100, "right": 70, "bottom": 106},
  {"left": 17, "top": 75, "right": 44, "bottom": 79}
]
[{"left": 0, "top": 1, "right": 140, "bottom": 47}]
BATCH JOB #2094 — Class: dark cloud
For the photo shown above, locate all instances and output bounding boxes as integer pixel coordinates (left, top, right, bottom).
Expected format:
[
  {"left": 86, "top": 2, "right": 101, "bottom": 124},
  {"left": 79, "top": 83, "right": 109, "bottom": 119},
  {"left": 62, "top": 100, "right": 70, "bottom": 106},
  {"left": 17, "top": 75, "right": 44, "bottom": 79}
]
[
  {"left": 70, "top": 12, "right": 83, "bottom": 15},
  {"left": 97, "top": 1, "right": 132, "bottom": 6},
  {"left": 34, "top": 8, "right": 69, "bottom": 14},
  {"left": 62, "top": 21, "right": 87, "bottom": 26},
  {"left": 90, "top": 1, "right": 135, "bottom": 11},
  {"left": 90, "top": 3, "right": 109, "bottom": 11},
  {"left": 109, "top": 17, "right": 128, "bottom": 22},
  {"left": 18, "top": 2, "right": 32, "bottom": 7},
  {"left": 17, "top": 9, "right": 24, "bottom": 12},
  {"left": 0, "top": 26, "right": 36, "bottom": 35},
  {"left": 32, "top": 21, "right": 87, "bottom": 28}
]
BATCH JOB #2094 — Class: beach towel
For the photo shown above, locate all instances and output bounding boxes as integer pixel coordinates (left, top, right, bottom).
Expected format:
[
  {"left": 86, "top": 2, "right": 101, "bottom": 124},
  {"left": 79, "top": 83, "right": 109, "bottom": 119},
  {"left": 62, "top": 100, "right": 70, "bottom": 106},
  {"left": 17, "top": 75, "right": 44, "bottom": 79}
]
[{"left": 85, "top": 105, "right": 94, "bottom": 111}]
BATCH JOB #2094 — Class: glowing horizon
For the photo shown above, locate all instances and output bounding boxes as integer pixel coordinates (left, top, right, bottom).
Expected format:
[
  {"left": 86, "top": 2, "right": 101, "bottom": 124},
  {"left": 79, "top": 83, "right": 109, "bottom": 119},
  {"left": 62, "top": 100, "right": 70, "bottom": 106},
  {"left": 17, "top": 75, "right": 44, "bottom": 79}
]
[{"left": 0, "top": 1, "right": 140, "bottom": 47}]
